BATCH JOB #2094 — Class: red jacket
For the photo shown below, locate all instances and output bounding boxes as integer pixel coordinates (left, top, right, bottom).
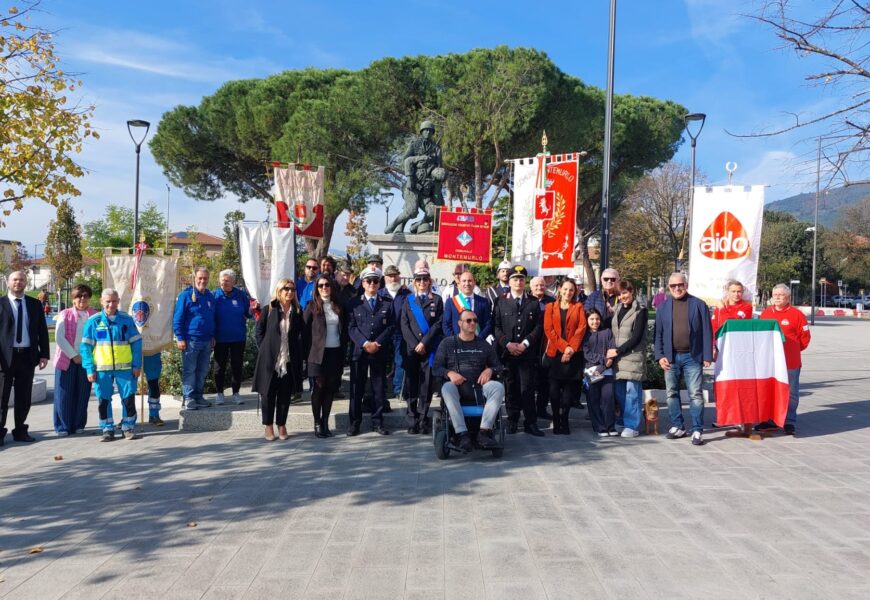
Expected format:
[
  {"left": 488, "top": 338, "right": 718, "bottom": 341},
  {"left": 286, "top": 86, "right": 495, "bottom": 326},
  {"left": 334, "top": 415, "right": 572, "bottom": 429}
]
[
  {"left": 711, "top": 301, "right": 753, "bottom": 335},
  {"left": 760, "top": 305, "right": 810, "bottom": 369},
  {"left": 543, "top": 302, "right": 587, "bottom": 358}
]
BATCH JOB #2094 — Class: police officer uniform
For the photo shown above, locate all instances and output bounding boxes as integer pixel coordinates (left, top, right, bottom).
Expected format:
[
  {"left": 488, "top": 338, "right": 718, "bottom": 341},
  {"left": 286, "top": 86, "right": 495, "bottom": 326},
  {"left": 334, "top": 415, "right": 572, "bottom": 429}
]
[
  {"left": 493, "top": 266, "right": 544, "bottom": 435},
  {"left": 399, "top": 267, "right": 444, "bottom": 434},
  {"left": 347, "top": 267, "right": 395, "bottom": 435}
]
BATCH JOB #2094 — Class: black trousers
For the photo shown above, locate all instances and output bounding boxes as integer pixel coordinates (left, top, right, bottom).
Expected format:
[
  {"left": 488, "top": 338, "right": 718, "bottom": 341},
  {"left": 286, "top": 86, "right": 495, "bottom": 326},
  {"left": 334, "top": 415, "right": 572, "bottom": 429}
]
[
  {"left": 350, "top": 355, "right": 386, "bottom": 427},
  {"left": 262, "top": 371, "right": 293, "bottom": 426},
  {"left": 586, "top": 376, "right": 616, "bottom": 434},
  {"left": 310, "top": 347, "right": 343, "bottom": 425},
  {"left": 404, "top": 352, "right": 434, "bottom": 427},
  {"left": 549, "top": 378, "right": 578, "bottom": 411},
  {"left": 214, "top": 341, "right": 245, "bottom": 394},
  {"left": 534, "top": 363, "right": 550, "bottom": 415},
  {"left": 503, "top": 359, "right": 536, "bottom": 426},
  {"left": 0, "top": 350, "right": 36, "bottom": 436}
]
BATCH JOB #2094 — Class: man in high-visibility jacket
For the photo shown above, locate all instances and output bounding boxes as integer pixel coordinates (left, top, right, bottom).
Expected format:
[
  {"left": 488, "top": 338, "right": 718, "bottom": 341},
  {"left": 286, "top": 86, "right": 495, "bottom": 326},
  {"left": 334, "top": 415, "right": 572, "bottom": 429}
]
[{"left": 81, "top": 288, "right": 142, "bottom": 441}]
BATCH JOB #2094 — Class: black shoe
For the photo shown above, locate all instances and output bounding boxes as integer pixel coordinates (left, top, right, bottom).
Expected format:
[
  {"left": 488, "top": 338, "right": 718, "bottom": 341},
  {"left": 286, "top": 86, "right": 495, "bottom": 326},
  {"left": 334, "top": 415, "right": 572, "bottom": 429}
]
[
  {"left": 524, "top": 423, "right": 545, "bottom": 437},
  {"left": 577, "top": 402, "right": 586, "bottom": 410},
  {"left": 383, "top": 402, "right": 393, "bottom": 413},
  {"left": 321, "top": 420, "right": 334, "bottom": 437},
  {"left": 753, "top": 420, "right": 778, "bottom": 432},
  {"left": 346, "top": 426, "right": 361, "bottom": 437},
  {"left": 507, "top": 421, "right": 518, "bottom": 434},
  {"left": 476, "top": 429, "right": 498, "bottom": 449},
  {"left": 421, "top": 421, "right": 432, "bottom": 435},
  {"left": 784, "top": 424, "right": 796, "bottom": 436},
  {"left": 407, "top": 424, "right": 420, "bottom": 434},
  {"left": 315, "top": 423, "right": 327, "bottom": 438},
  {"left": 0, "top": 433, "right": 5, "bottom": 447},
  {"left": 12, "top": 432, "right": 35, "bottom": 443},
  {"left": 334, "top": 391, "right": 346, "bottom": 399},
  {"left": 537, "top": 409, "right": 553, "bottom": 421},
  {"left": 375, "top": 425, "right": 390, "bottom": 435},
  {"left": 458, "top": 431, "right": 473, "bottom": 453}
]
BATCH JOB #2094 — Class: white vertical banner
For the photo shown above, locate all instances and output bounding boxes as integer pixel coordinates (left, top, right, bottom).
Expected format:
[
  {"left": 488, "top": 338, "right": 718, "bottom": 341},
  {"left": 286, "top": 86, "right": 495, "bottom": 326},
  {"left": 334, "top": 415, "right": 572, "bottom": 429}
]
[
  {"left": 238, "top": 223, "right": 296, "bottom": 304},
  {"left": 688, "top": 184, "right": 765, "bottom": 305},
  {"left": 510, "top": 157, "right": 542, "bottom": 273},
  {"left": 103, "top": 254, "right": 180, "bottom": 354}
]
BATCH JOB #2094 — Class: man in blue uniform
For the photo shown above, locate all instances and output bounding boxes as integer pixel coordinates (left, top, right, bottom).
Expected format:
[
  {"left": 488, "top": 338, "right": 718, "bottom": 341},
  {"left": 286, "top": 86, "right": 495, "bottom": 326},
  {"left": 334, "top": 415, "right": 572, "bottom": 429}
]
[
  {"left": 347, "top": 267, "right": 395, "bottom": 436},
  {"left": 80, "top": 289, "right": 142, "bottom": 441},
  {"left": 172, "top": 267, "right": 216, "bottom": 411}
]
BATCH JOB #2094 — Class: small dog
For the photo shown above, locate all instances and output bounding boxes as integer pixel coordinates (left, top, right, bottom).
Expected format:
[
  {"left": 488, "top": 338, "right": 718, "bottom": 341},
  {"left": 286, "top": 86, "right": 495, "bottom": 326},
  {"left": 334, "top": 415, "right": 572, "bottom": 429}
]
[{"left": 644, "top": 398, "right": 659, "bottom": 435}]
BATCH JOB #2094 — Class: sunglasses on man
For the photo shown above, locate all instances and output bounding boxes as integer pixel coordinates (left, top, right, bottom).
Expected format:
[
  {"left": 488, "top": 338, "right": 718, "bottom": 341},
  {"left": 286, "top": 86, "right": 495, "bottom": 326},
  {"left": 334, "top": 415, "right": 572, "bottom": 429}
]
[
  {"left": 669, "top": 283, "right": 686, "bottom": 289},
  {"left": 461, "top": 317, "right": 478, "bottom": 323}
]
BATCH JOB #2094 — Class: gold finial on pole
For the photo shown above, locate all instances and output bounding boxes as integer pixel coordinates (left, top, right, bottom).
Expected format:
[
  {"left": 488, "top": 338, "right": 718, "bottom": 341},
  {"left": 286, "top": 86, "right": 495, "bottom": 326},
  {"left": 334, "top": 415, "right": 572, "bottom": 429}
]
[{"left": 541, "top": 130, "right": 549, "bottom": 154}]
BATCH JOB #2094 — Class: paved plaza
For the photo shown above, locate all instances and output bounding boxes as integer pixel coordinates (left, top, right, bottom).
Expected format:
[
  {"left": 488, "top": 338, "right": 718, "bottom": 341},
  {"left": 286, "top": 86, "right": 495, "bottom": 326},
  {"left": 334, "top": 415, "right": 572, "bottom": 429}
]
[{"left": 1, "top": 318, "right": 869, "bottom": 599}]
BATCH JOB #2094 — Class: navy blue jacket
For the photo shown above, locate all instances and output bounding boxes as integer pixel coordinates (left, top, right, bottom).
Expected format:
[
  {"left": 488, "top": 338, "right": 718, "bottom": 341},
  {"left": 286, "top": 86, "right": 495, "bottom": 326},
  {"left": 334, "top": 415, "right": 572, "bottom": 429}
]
[
  {"left": 653, "top": 294, "right": 713, "bottom": 365},
  {"left": 348, "top": 294, "right": 395, "bottom": 360},
  {"left": 442, "top": 293, "right": 492, "bottom": 340}
]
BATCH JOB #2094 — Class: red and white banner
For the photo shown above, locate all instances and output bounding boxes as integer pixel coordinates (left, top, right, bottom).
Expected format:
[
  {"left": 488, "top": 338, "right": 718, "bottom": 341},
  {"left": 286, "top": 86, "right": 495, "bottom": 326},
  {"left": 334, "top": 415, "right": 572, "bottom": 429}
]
[
  {"left": 511, "top": 153, "right": 580, "bottom": 275},
  {"left": 688, "top": 185, "right": 765, "bottom": 305},
  {"left": 274, "top": 164, "right": 325, "bottom": 239},
  {"left": 436, "top": 207, "right": 493, "bottom": 264}
]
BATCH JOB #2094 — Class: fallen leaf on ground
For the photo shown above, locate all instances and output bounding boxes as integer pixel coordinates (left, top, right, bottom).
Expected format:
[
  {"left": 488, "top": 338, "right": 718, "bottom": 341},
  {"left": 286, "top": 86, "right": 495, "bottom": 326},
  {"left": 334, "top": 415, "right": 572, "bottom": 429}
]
[
  {"left": 28, "top": 546, "right": 44, "bottom": 554},
  {"left": 54, "top": 455, "right": 63, "bottom": 461},
  {"left": 186, "top": 522, "right": 197, "bottom": 528}
]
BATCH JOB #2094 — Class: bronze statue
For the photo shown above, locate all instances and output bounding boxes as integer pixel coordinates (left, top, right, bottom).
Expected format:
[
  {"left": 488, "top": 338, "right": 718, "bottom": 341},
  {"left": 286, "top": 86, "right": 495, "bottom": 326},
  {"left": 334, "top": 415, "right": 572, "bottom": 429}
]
[{"left": 385, "top": 120, "right": 446, "bottom": 234}]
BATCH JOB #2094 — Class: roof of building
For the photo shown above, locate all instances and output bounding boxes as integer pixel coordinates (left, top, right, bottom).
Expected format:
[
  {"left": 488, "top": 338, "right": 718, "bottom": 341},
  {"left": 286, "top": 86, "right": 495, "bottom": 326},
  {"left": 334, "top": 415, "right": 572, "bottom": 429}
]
[
  {"left": 169, "top": 231, "right": 225, "bottom": 246},
  {"left": 30, "top": 256, "right": 99, "bottom": 267}
]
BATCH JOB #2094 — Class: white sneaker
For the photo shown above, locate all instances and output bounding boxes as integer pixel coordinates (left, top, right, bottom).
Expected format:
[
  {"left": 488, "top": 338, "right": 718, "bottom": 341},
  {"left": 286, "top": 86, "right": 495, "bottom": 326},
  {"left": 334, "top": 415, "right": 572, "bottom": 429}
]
[
  {"left": 665, "top": 426, "right": 686, "bottom": 439},
  {"left": 620, "top": 428, "right": 639, "bottom": 438},
  {"left": 232, "top": 393, "right": 244, "bottom": 405},
  {"left": 597, "top": 431, "right": 609, "bottom": 437},
  {"left": 215, "top": 393, "right": 225, "bottom": 405},
  {"left": 692, "top": 431, "right": 705, "bottom": 446}
]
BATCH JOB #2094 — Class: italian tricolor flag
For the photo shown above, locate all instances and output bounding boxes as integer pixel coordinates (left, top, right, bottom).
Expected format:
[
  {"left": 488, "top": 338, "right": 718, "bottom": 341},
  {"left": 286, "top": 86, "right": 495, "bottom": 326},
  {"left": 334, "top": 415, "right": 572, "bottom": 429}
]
[{"left": 714, "top": 319, "right": 790, "bottom": 427}]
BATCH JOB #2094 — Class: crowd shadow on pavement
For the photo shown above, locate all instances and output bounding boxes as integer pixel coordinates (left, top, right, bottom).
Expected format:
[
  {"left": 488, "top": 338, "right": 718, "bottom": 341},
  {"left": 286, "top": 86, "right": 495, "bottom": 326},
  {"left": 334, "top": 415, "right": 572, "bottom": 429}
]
[{"left": 0, "top": 419, "right": 615, "bottom": 575}]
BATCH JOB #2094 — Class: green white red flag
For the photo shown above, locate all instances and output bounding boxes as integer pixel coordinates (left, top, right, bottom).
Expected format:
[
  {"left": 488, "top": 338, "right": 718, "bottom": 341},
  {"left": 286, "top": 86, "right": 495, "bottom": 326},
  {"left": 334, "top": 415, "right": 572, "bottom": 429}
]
[{"left": 714, "top": 319, "right": 790, "bottom": 427}]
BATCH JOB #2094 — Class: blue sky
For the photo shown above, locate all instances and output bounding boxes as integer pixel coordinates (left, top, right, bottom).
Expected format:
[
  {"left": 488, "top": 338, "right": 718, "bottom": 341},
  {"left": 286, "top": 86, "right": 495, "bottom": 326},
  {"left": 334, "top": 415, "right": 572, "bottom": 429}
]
[{"left": 5, "top": 0, "right": 846, "bottom": 254}]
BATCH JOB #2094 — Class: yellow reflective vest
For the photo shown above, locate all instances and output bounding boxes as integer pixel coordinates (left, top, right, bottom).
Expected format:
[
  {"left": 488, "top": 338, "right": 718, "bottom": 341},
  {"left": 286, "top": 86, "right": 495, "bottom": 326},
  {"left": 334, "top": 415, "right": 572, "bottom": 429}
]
[{"left": 80, "top": 311, "right": 142, "bottom": 373}]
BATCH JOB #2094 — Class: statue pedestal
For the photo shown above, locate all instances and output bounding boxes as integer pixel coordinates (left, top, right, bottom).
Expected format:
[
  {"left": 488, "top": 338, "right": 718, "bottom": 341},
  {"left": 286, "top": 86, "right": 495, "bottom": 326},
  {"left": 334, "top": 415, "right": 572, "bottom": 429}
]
[{"left": 368, "top": 233, "right": 455, "bottom": 290}]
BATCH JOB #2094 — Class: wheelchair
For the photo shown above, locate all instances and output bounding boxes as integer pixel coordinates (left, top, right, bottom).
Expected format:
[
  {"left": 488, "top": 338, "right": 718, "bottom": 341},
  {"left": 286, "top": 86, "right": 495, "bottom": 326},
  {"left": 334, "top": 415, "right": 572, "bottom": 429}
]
[{"left": 430, "top": 383, "right": 507, "bottom": 459}]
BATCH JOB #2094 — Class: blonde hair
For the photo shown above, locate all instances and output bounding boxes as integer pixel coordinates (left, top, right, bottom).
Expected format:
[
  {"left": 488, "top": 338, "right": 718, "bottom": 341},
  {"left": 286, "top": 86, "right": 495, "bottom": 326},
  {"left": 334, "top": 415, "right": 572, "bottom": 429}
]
[{"left": 271, "top": 277, "right": 300, "bottom": 311}]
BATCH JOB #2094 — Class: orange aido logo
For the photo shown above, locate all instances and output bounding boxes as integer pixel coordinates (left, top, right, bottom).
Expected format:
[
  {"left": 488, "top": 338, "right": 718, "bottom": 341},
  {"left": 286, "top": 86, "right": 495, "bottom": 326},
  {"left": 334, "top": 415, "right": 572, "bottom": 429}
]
[{"left": 699, "top": 211, "right": 751, "bottom": 260}]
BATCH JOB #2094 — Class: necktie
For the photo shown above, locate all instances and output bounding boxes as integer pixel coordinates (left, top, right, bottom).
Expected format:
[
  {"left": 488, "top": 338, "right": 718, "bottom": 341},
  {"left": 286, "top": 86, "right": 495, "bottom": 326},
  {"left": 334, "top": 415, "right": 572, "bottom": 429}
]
[
  {"left": 15, "top": 298, "right": 23, "bottom": 344},
  {"left": 369, "top": 298, "right": 376, "bottom": 311},
  {"left": 516, "top": 297, "right": 522, "bottom": 311},
  {"left": 419, "top": 295, "right": 426, "bottom": 302}
]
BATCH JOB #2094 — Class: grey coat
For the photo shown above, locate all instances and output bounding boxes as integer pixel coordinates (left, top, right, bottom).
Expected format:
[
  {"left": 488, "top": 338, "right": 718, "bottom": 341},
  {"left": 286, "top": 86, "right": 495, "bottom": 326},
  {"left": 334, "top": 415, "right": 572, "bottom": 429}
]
[{"left": 612, "top": 299, "right": 646, "bottom": 381}]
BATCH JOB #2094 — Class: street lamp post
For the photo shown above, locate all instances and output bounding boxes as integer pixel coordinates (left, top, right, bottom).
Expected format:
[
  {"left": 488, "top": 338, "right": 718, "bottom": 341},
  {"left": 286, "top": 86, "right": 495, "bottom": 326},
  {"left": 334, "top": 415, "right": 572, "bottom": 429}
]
[
  {"left": 677, "top": 112, "right": 706, "bottom": 272},
  {"left": 127, "top": 119, "right": 151, "bottom": 248},
  {"left": 599, "top": 0, "right": 617, "bottom": 271}
]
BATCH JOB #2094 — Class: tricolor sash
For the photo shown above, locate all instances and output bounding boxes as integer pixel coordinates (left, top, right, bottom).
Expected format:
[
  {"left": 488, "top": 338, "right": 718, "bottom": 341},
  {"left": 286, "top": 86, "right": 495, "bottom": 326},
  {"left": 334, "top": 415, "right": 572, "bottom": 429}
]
[{"left": 408, "top": 297, "right": 436, "bottom": 367}]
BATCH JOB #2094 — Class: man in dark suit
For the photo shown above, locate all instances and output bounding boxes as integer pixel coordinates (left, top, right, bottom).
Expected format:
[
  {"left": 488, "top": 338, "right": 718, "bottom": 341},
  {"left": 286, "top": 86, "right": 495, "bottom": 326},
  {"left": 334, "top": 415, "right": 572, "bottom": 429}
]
[
  {"left": 442, "top": 271, "right": 492, "bottom": 341},
  {"left": 654, "top": 272, "right": 713, "bottom": 446},
  {"left": 400, "top": 264, "right": 443, "bottom": 434},
  {"left": 494, "top": 265, "right": 544, "bottom": 436},
  {"left": 347, "top": 267, "right": 395, "bottom": 436},
  {"left": 1, "top": 270, "right": 50, "bottom": 444}
]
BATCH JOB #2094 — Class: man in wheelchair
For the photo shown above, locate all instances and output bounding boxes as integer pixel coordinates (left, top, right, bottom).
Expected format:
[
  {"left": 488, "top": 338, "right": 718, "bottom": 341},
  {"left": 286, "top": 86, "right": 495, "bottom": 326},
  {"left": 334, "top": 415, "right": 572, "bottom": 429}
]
[{"left": 432, "top": 309, "right": 505, "bottom": 452}]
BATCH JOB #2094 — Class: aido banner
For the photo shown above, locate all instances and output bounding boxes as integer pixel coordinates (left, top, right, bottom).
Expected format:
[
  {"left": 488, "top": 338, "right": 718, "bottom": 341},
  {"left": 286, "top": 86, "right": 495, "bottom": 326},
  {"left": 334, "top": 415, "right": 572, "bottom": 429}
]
[
  {"left": 436, "top": 207, "right": 493, "bottom": 264},
  {"left": 238, "top": 223, "right": 296, "bottom": 304},
  {"left": 511, "top": 153, "right": 580, "bottom": 275},
  {"left": 688, "top": 185, "right": 765, "bottom": 305},
  {"left": 104, "top": 254, "right": 180, "bottom": 354}
]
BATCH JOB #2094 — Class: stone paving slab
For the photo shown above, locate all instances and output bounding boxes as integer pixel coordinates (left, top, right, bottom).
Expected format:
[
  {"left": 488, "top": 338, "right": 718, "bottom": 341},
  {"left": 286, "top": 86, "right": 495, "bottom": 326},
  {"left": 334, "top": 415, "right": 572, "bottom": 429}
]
[{"left": 0, "top": 319, "right": 869, "bottom": 599}]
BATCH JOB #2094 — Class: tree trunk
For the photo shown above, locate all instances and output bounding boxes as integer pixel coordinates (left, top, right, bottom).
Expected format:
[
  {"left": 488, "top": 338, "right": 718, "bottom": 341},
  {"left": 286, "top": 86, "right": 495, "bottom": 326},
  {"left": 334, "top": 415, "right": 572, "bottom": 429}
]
[
  {"left": 576, "top": 228, "right": 597, "bottom": 293},
  {"left": 311, "top": 212, "right": 338, "bottom": 258}
]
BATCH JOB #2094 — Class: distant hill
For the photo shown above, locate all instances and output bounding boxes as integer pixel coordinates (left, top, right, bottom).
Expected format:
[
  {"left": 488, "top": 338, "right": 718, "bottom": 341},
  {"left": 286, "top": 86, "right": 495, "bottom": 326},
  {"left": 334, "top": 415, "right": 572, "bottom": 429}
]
[{"left": 766, "top": 183, "right": 870, "bottom": 228}]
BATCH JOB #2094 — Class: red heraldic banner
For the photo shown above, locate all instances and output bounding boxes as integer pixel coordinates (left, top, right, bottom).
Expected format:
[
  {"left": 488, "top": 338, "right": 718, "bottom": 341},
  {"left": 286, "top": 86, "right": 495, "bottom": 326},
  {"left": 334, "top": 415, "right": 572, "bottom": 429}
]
[
  {"left": 273, "top": 163, "right": 325, "bottom": 238},
  {"left": 540, "top": 156, "right": 578, "bottom": 271},
  {"left": 437, "top": 207, "right": 493, "bottom": 264}
]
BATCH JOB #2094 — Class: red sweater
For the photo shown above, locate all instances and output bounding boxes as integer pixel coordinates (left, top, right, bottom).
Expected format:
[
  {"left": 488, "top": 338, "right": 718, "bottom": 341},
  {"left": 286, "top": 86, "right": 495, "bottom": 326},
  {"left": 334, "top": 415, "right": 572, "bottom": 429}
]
[
  {"left": 760, "top": 305, "right": 810, "bottom": 369},
  {"left": 711, "top": 301, "right": 753, "bottom": 335}
]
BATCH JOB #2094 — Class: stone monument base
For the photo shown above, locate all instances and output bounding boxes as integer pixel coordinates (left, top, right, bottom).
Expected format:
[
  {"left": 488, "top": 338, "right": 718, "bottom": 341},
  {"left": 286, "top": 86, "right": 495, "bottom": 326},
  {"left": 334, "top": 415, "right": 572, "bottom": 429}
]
[{"left": 368, "top": 233, "right": 458, "bottom": 290}]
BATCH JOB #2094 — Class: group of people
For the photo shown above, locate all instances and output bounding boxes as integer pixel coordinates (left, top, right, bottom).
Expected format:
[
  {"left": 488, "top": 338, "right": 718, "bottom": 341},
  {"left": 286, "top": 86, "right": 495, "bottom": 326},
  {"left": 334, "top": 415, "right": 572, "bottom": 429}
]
[{"left": 1, "top": 258, "right": 811, "bottom": 447}]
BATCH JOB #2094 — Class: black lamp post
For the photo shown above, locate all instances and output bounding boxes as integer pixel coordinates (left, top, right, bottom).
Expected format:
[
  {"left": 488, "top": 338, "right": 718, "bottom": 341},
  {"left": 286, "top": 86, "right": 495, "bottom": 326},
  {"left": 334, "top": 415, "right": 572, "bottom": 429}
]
[
  {"left": 127, "top": 119, "right": 151, "bottom": 247},
  {"left": 677, "top": 112, "right": 706, "bottom": 271}
]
